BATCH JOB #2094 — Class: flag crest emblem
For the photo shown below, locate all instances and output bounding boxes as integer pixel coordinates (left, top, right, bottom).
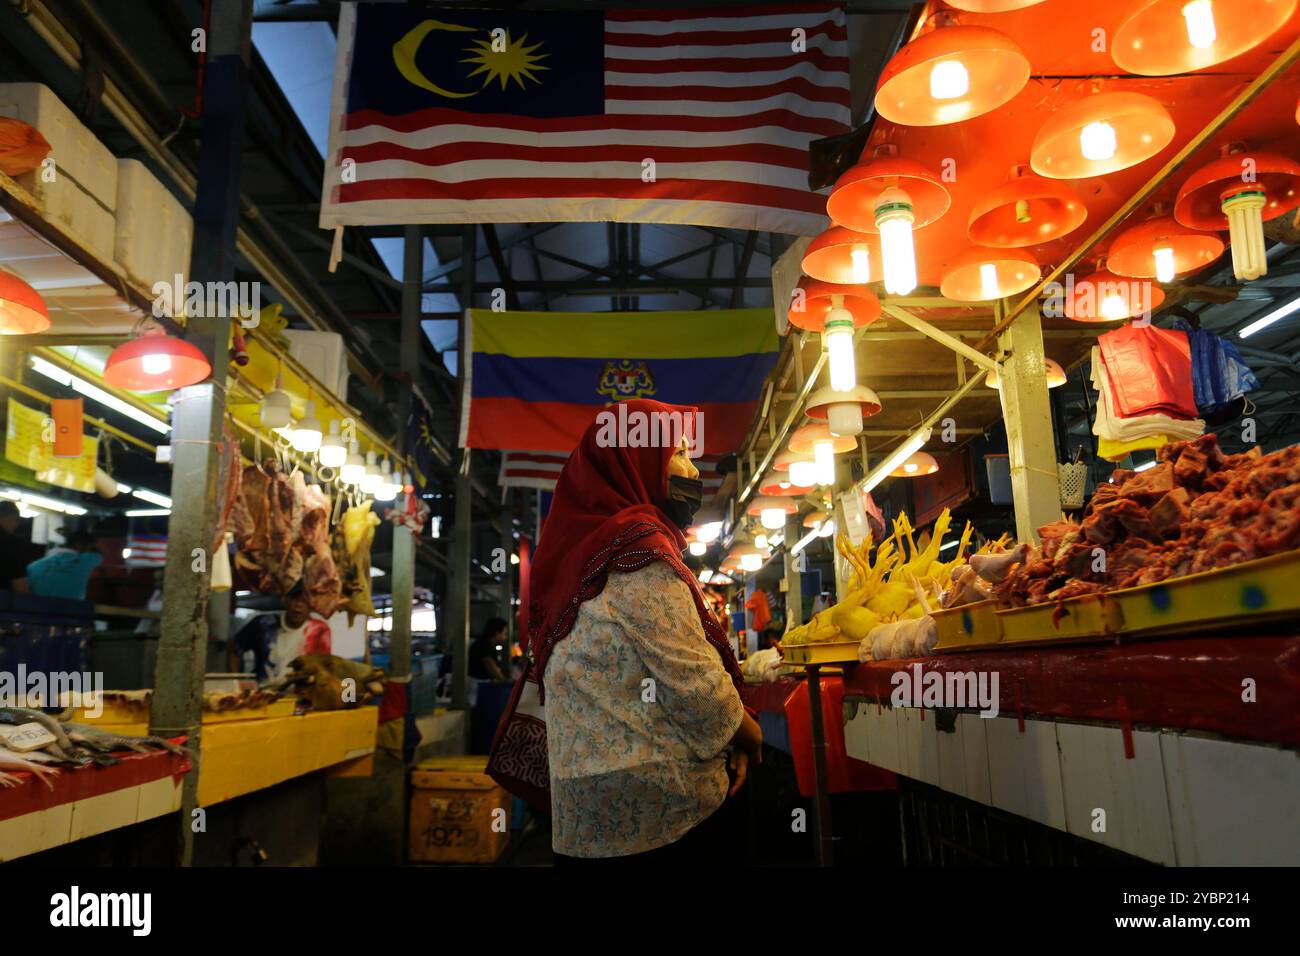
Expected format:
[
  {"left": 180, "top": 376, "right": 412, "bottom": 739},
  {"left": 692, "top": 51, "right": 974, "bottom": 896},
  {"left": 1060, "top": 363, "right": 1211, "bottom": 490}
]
[{"left": 597, "top": 360, "right": 656, "bottom": 402}]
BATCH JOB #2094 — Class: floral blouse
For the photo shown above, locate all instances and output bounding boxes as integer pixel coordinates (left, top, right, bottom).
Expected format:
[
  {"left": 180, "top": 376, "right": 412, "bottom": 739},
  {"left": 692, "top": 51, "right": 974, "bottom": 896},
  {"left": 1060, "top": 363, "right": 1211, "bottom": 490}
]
[{"left": 544, "top": 560, "right": 745, "bottom": 858}]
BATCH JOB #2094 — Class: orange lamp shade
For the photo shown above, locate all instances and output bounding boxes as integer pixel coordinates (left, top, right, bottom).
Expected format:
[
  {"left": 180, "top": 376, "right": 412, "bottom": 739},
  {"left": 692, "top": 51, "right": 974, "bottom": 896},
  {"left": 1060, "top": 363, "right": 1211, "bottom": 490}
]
[
  {"left": 945, "top": 0, "right": 1047, "bottom": 9},
  {"left": 1030, "top": 92, "right": 1175, "bottom": 180},
  {"left": 788, "top": 423, "right": 858, "bottom": 455},
  {"left": 1113, "top": 0, "right": 1297, "bottom": 76},
  {"left": 1063, "top": 269, "right": 1166, "bottom": 322},
  {"left": 0, "top": 272, "right": 51, "bottom": 335},
  {"left": 773, "top": 448, "right": 815, "bottom": 471},
  {"left": 1108, "top": 215, "right": 1224, "bottom": 278},
  {"left": 748, "top": 494, "right": 800, "bottom": 516},
  {"left": 758, "top": 476, "right": 813, "bottom": 497},
  {"left": 985, "top": 357, "right": 1067, "bottom": 388},
  {"left": 805, "top": 384, "right": 883, "bottom": 421},
  {"left": 875, "top": 25, "right": 1030, "bottom": 127},
  {"left": 1173, "top": 151, "right": 1300, "bottom": 230},
  {"left": 967, "top": 168, "right": 1088, "bottom": 248},
  {"left": 802, "top": 227, "right": 881, "bottom": 284},
  {"left": 787, "top": 277, "right": 881, "bottom": 332},
  {"left": 890, "top": 452, "right": 939, "bottom": 478},
  {"left": 103, "top": 330, "right": 212, "bottom": 392},
  {"left": 940, "top": 246, "right": 1040, "bottom": 302},
  {"left": 826, "top": 155, "right": 951, "bottom": 234},
  {"left": 802, "top": 509, "right": 830, "bottom": 529}
]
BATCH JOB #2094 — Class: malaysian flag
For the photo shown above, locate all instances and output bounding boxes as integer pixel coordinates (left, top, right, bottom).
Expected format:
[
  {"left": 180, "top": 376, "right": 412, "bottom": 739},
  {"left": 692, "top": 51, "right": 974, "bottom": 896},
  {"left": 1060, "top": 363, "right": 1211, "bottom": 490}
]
[
  {"left": 501, "top": 451, "right": 727, "bottom": 496},
  {"left": 321, "top": 3, "right": 849, "bottom": 234}
]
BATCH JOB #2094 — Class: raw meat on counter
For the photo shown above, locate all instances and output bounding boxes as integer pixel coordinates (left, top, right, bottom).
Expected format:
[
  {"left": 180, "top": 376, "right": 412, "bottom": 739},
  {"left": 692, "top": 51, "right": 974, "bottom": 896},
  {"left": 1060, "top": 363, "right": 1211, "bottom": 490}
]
[{"left": 993, "top": 434, "right": 1300, "bottom": 606}]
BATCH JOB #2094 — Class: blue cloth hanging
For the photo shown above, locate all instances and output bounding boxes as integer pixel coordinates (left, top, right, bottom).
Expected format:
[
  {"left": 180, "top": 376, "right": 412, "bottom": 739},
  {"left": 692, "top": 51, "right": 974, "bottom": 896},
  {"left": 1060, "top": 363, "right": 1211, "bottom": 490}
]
[{"left": 1171, "top": 320, "right": 1260, "bottom": 413}]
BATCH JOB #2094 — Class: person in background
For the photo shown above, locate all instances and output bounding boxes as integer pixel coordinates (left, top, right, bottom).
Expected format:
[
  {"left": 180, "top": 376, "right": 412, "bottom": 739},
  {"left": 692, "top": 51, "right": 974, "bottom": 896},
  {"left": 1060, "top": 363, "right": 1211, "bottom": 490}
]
[
  {"left": 510, "top": 398, "right": 761, "bottom": 863},
  {"left": 0, "top": 501, "right": 38, "bottom": 592},
  {"left": 469, "top": 617, "right": 508, "bottom": 681},
  {"left": 759, "top": 624, "right": 784, "bottom": 652},
  {"left": 25, "top": 528, "right": 103, "bottom": 600},
  {"left": 232, "top": 583, "right": 331, "bottom": 682}
]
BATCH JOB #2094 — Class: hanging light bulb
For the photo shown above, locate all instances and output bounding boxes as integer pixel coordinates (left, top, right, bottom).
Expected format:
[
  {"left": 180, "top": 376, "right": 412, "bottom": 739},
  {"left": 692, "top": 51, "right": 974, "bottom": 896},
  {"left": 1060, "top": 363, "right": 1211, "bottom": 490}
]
[
  {"left": 929, "top": 60, "right": 969, "bottom": 100},
  {"left": 814, "top": 439, "right": 836, "bottom": 486},
  {"left": 1153, "top": 245, "right": 1177, "bottom": 283},
  {"left": 850, "top": 245, "right": 872, "bottom": 282},
  {"left": 754, "top": 532, "right": 769, "bottom": 550},
  {"left": 360, "top": 451, "right": 383, "bottom": 494},
  {"left": 1223, "top": 190, "right": 1268, "bottom": 281},
  {"left": 1182, "top": 0, "right": 1217, "bottom": 48},
  {"left": 740, "top": 552, "right": 763, "bottom": 573},
  {"left": 260, "top": 372, "right": 291, "bottom": 430},
  {"left": 318, "top": 420, "right": 347, "bottom": 468},
  {"left": 875, "top": 187, "right": 918, "bottom": 295},
  {"left": 696, "top": 521, "right": 723, "bottom": 544},
  {"left": 141, "top": 352, "right": 172, "bottom": 376},
  {"left": 1079, "top": 121, "right": 1117, "bottom": 162},
  {"left": 291, "top": 400, "right": 323, "bottom": 453},
  {"left": 689, "top": 540, "right": 707, "bottom": 557},
  {"left": 340, "top": 441, "right": 366, "bottom": 484},
  {"left": 979, "top": 262, "right": 1001, "bottom": 299},
  {"left": 789, "top": 459, "right": 818, "bottom": 487},
  {"left": 1101, "top": 291, "right": 1131, "bottom": 321},
  {"left": 374, "top": 460, "right": 399, "bottom": 502},
  {"left": 824, "top": 297, "right": 857, "bottom": 392},
  {"left": 760, "top": 508, "right": 786, "bottom": 531}
]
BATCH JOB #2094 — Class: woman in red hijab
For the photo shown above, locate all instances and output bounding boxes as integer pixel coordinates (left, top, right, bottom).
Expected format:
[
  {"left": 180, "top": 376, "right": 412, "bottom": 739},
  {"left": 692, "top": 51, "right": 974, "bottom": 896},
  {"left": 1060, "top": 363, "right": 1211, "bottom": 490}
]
[{"left": 488, "top": 399, "right": 762, "bottom": 863}]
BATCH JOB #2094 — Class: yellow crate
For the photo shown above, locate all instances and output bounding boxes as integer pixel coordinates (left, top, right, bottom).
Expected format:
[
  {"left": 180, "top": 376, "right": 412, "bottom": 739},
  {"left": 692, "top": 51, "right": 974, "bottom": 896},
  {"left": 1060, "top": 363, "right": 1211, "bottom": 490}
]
[
  {"left": 997, "top": 592, "right": 1123, "bottom": 646},
  {"left": 68, "top": 697, "right": 297, "bottom": 726},
  {"left": 933, "top": 600, "right": 1001, "bottom": 652},
  {"left": 781, "top": 641, "right": 861, "bottom": 665},
  {"left": 409, "top": 755, "right": 511, "bottom": 864},
  {"left": 1109, "top": 549, "right": 1300, "bottom": 638}
]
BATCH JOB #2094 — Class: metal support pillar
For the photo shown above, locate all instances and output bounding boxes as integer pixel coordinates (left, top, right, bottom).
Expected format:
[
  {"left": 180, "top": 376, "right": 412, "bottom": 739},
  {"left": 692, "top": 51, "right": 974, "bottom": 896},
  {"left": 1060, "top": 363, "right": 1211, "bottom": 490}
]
[
  {"left": 783, "top": 513, "right": 803, "bottom": 629},
  {"left": 499, "top": 492, "right": 515, "bottom": 661},
  {"left": 995, "top": 301, "right": 1061, "bottom": 543},
  {"left": 449, "top": 225, "right": 476, "bottom": 710},
  {"left": 831, "top": 453, "right": 856, "bottom": 599},
  {"left": 389, "top": 225, "right": 422, "bottom": 686},
  {"left": 149, "top": 0, "right": 251, "bottom": 867}
]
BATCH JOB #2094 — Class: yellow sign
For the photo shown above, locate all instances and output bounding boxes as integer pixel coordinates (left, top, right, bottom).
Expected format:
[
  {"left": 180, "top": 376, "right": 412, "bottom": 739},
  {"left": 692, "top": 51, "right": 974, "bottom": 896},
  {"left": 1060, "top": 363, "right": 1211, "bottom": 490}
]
[{"left": 4, "top": 398, "right": 97, "bottom": 493}]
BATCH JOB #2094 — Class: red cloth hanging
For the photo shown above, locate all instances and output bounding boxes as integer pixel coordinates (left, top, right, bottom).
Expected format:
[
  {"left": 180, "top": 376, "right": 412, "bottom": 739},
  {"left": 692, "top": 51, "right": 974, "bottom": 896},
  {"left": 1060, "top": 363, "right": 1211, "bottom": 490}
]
[
  {"left": 745, "top": 588, "right": 772, "bottom": 632},
  {"left": 785, "top": 675, "right": 898, "bottom": 797},
  {"left": 1099, "top": 323, "right": 1198, "bottom": 420}
]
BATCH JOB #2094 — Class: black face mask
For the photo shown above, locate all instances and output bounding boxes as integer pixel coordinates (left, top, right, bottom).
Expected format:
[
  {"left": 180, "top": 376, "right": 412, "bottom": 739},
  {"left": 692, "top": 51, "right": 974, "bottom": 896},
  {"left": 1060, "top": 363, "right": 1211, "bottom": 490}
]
[{"left": 663, "top": 475, "right": 703, "bottom": 531}]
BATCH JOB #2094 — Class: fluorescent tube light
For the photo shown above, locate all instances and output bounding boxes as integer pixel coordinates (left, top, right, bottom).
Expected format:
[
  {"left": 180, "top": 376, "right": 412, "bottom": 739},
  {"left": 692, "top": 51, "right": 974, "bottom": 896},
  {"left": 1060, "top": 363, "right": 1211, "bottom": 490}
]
[
  {"left": 0, "top": 488, "right": 88, "bottom": 515},
  {"left": 1238, "top": 294, "right": 1300, "bottom": 339},
  {"left": 125, "top": 508, "right": 170, "bottom": 517},
  {"left": 29, "top": 357, "right": 171, "bottom": 435},
  {"left": 132, "top": 487, "right": 173, "bottom": 508}
]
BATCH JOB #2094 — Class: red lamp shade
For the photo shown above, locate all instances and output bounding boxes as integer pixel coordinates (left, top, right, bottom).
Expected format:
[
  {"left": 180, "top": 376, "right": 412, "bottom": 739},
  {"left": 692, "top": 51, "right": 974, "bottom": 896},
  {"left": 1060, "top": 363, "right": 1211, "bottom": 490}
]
[
  {"left": 757, "top": 475, "right": 812, "bottom": 497},
  {"left": 805, "top": 384, "right": 883, "bottom": 421},
  {"left": 788, "top": 423, "right": 858, "bottom": 456},
  {"left": 0, "top": 272, "right": 51, "bottom": 335},
  {"left": 103, "top": 330, "right": 212, "bottom": 391},
  {"left": 1030, "top": 92, "right": 1175, "bottom": 179},
  {"left": 1173, "top": 151, "right": 1300, "bottom": 230},
  {"left": 940, "top": 246, "right": 1040, "bottom": 302},
  {"left": 875, "top": 25, "right": 1030, "bottom": 127},
  {"left": 802, "top": 509, "right": 830, "bottom": 529},
  {"left": 802, "top": 227, "right": 882, "bottom": 284},
  {"left": 787, "top": 277, "right": 881, "bottom": 332},
  {"left": 967, "top": 168, "right": 1088, "bottom": 248},
  {"left": 826, "top": 154, "right": 951, "bottom": 234},
  {"left": 1113, "top": 0, "right": 1296, "bottom": 76},
  {"left": 1108, "top": 214, "right": 1224, "bottom": 279},
  {"left": 890, "top": 452, "right": 939, "bottom": 478},
  {"left": 985, "top": 357, "right": 1067, "bottom": 388},
  {"left": 1062, "top": 269, "right": 1166, "bottom": 322}
]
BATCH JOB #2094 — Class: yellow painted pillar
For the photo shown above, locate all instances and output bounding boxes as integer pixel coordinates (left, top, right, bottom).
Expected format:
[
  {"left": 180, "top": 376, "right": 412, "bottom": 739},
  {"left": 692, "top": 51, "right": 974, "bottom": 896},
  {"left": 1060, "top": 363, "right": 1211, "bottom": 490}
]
[{"left": 995, "top": 300, "right": 1061, "bottom": 544}]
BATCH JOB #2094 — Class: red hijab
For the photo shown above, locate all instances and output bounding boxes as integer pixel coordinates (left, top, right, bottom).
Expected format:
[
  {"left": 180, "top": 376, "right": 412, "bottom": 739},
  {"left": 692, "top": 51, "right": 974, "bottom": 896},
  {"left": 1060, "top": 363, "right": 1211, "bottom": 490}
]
[{"left": 527, "top": 399, "right": 742, "bottom": 697}]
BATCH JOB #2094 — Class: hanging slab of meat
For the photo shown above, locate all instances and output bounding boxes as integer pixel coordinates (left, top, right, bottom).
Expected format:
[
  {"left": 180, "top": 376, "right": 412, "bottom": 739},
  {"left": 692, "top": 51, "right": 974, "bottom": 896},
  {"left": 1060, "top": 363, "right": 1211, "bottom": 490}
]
[
  {"left": 247, "top": 461, "right": 303, "bottom": 596},
  {"left": 299, "top": 483, "right": 342, "bottom": 618}
]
